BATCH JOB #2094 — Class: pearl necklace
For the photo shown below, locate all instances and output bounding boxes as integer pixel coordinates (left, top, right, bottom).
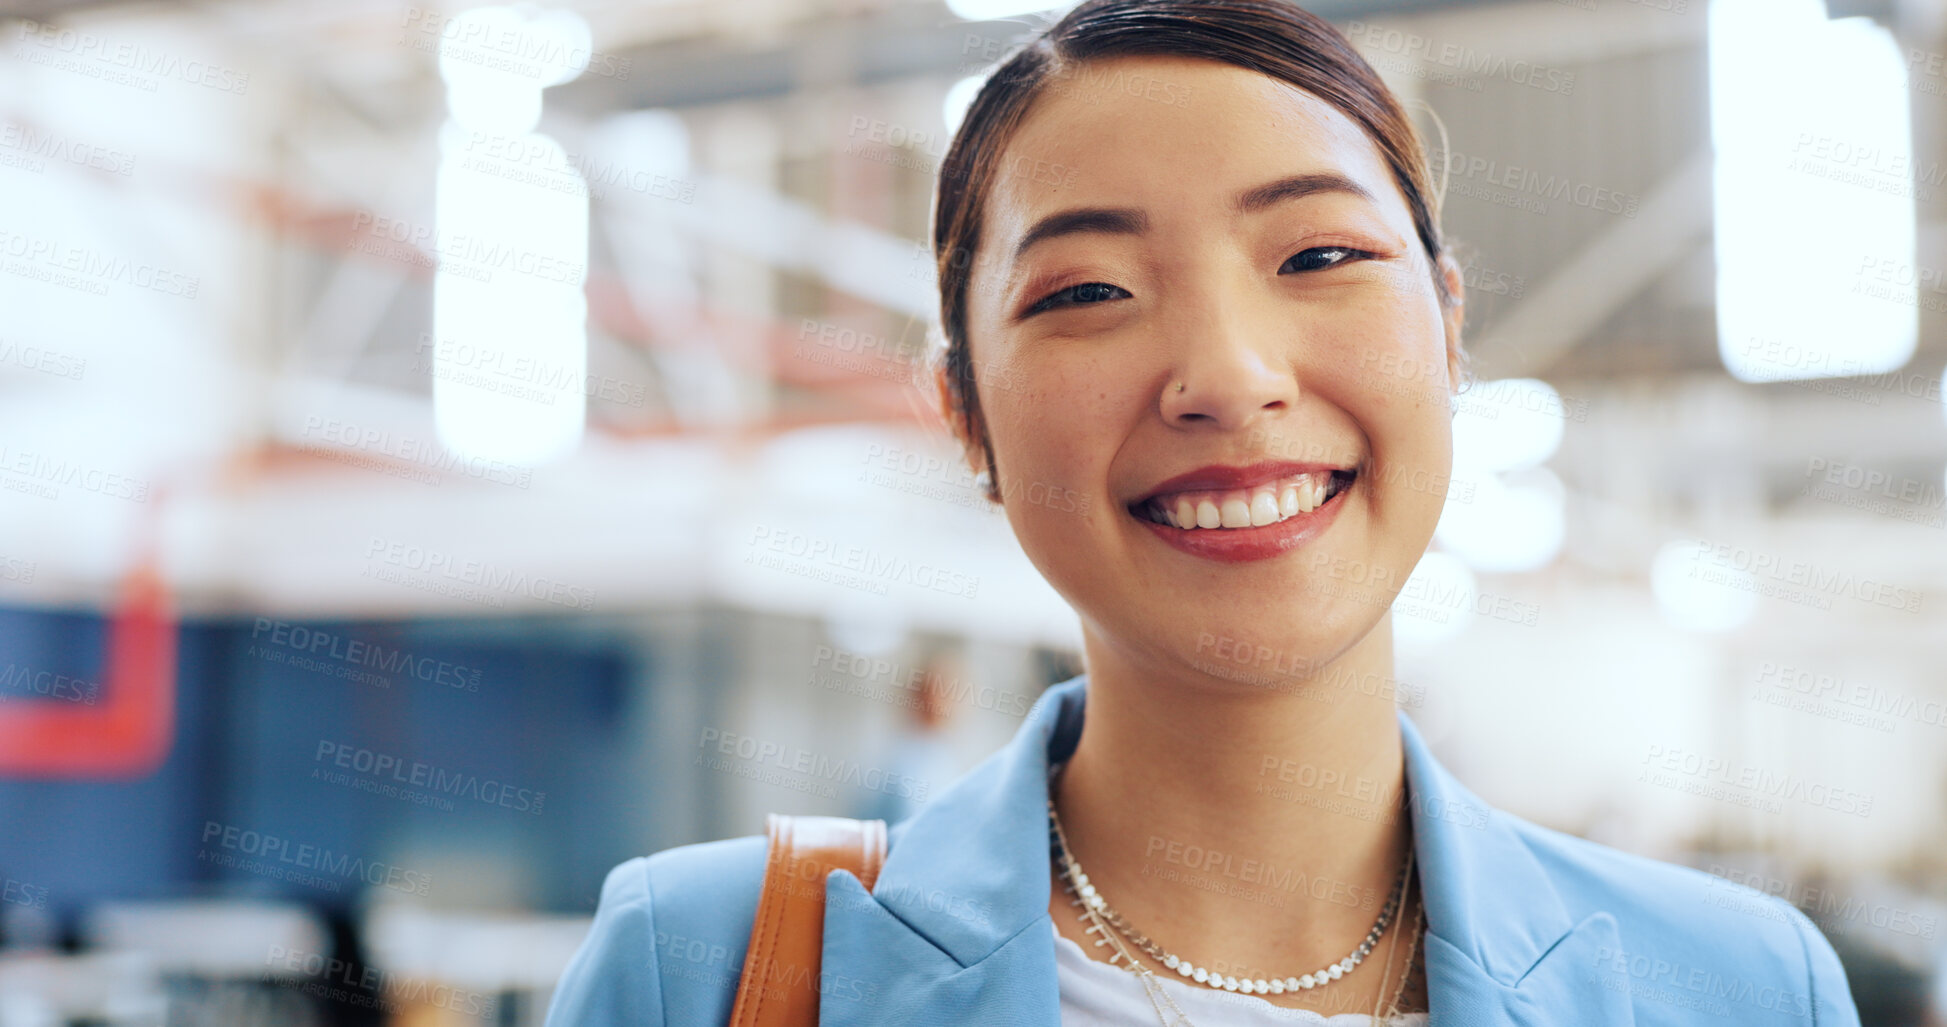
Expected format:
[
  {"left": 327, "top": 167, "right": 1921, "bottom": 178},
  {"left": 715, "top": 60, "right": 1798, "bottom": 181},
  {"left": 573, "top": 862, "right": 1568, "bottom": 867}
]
[{"left": 1047, "top": 788, "right": 1411, "bottom": 998}]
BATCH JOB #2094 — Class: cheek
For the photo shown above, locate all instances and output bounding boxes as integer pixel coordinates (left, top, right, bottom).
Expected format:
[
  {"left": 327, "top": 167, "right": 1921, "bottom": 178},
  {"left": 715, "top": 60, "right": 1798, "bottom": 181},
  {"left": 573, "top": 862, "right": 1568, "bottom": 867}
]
[
  {"left": 979, "top": 357, "right": 1127, "bottom": 546},
  {"left": 1327, "top": 288, "right": 1453, "bottom": 415},
  {"left": 984, "top": 356, "right": 1120, "bottom": 485},
  {"left": 1317, "top": 302, "right": 1455, "bottom": 524}
]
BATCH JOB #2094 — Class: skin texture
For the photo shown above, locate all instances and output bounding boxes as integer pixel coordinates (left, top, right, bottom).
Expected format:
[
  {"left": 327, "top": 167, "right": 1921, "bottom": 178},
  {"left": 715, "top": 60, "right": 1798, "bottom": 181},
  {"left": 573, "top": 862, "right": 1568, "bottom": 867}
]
[{"left": 935, "top": 54, "right": 1464, "bottom": 1015}]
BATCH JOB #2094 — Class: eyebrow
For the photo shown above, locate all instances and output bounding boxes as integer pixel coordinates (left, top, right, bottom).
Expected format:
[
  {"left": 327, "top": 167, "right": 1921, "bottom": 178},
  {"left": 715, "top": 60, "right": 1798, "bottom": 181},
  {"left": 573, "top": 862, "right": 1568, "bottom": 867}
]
[{"left": 1009, "top": 171, "right": 1377, "bottom": 264}]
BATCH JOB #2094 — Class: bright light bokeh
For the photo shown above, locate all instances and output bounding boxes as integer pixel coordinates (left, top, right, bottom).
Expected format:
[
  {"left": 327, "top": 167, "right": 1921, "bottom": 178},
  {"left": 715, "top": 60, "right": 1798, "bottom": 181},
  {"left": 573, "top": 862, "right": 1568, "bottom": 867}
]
[
  {"left": 1650, "top": 538, "right": 1758, "bottom": 632},
  {"left": 1436, "top": 378, "right": 1569, "bottom": 573},
  {"left": 439, "top": 5, "right": 593, "bottom": 134},
  {"left": 1710, "top": 0, "right": 1916, "bottom": 383},
  {"left": 1393, "top": 551, "right": 1476, "bottom": 646},
  {"left": 432, "top": 5, "right": 592, "bottom": 466},
  {"left": 1452, "top": 378, "right": 1566, "bottom": 473},
  {"left": 1435, "top": 468, "right": 1568, "bottom": 574}
]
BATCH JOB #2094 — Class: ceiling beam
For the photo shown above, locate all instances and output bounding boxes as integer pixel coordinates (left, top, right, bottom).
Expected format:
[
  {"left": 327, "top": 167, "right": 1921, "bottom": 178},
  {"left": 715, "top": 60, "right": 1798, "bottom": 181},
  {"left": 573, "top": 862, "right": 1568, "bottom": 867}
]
[
  {"left": 1472, "top": 146, "right": 1714, "bottom": 379},
  {"left": 550, "top": 0, "right": 1515, "bottom": 113}
]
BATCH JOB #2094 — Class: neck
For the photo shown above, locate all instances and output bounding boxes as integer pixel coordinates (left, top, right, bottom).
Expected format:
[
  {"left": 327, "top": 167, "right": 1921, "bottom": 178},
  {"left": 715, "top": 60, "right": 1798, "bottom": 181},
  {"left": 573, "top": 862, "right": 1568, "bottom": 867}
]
[{"left": 1052, "top": 614, "right": 1411, "bottom": 1001}]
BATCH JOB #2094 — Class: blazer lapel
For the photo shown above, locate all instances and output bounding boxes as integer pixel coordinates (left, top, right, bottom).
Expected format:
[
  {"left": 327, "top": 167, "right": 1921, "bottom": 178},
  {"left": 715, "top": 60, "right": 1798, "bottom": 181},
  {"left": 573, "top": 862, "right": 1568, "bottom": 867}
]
[
  {"left": 1400, "top": 711, "right": 1636, "bottom": 1026},
  {"left": 816, "top": 679, "right": 1637, "bottom": 1025},
  {"left": 816, "top": 676, "right": 1083, "bottom": 1026}
]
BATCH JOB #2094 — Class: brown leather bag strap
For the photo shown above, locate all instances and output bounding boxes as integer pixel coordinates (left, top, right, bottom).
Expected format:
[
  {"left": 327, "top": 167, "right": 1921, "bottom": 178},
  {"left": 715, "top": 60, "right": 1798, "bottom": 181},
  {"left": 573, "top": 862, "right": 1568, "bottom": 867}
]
[{"left": 727, "top": 814, "right": 888, "bottom": 1027}]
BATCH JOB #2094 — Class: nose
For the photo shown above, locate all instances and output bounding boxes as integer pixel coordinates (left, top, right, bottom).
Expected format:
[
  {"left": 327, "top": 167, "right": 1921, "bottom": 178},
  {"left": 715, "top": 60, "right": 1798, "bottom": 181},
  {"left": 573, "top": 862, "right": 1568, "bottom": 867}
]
[{"left": 1158, "top": 301, "right": 1299, "bottom": 432}]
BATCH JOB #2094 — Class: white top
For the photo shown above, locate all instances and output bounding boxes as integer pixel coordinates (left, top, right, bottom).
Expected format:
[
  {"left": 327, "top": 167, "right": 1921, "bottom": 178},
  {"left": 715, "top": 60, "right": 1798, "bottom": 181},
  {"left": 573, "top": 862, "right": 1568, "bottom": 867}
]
[{"left": 1053, "top": 921, "right": 1430, "bottom": 1027}]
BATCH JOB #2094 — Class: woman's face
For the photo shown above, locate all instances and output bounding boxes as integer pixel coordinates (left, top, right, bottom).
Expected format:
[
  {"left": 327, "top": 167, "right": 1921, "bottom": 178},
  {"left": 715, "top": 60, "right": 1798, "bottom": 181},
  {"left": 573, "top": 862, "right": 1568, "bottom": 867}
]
[{"left": 954, "top": 54, "right": 1464, "bottom": 686}]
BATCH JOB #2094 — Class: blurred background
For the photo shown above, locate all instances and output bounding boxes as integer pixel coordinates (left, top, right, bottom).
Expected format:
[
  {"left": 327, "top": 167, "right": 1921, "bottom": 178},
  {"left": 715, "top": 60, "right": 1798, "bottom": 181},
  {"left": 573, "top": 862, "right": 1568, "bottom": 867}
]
[{"left": 2, "top": 0, "right": 1945, "bottom": 1021}]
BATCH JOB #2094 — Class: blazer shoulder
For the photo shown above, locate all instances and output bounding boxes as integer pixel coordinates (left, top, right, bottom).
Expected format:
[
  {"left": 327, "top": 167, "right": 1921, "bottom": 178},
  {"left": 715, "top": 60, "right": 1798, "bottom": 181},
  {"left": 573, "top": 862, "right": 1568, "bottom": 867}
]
[
  {"left": 643, "top": 832, "right": 771, "bottom": 941},
  {"left": 546, "top": 835, "right": 769, "bottom": 1027},
  {"left": 1506, "top": 817, "right": 1859, "bottom": 1025}
]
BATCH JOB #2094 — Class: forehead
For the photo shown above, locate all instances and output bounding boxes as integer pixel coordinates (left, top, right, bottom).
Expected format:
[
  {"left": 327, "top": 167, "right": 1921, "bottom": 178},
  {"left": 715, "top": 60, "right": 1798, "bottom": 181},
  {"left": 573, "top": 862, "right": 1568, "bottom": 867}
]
[{"left": 982, "top": 53, "right": 1405, "bottom": 242}]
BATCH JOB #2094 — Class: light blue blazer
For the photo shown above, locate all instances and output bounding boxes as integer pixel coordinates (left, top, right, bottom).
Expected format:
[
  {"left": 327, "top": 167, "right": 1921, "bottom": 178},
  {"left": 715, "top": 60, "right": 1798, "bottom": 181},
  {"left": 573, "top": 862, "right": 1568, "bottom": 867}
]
[{"left": 547, "top": 676, "right": 1861, "bottom": 1025}]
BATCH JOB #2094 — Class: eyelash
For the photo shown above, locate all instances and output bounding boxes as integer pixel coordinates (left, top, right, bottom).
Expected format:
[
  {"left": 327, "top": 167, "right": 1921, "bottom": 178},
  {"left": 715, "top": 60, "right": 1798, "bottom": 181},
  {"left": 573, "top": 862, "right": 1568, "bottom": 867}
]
[{"left": 1022, "top": 246, "right": 1373, "bottom": 316}]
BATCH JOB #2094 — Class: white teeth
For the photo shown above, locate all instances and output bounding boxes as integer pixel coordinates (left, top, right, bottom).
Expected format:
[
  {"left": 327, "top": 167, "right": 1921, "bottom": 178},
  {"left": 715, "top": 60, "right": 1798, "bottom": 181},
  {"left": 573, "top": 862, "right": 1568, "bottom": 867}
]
[
  {"left": 1143, "top": 471, "right": 1352, "bottom": 531},
  {"left": 1249, "top": 490, "right": 1280, "bottom": 526}
]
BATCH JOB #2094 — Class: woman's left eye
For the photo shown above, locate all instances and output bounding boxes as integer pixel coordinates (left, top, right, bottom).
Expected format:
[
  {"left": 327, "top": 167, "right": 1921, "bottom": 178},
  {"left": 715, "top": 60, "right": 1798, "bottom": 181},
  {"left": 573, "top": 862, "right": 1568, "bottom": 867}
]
[{"left": 1280, "top": 246, "right": 1369, "bottom": 274}]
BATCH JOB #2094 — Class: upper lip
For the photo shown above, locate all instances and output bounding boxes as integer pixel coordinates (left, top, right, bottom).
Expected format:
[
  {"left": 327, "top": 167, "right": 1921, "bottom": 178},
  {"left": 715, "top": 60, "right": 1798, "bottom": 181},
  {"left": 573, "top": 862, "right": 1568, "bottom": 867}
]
[{"left": 1130, "top": 460, "right": 1357, "bottom": 505}]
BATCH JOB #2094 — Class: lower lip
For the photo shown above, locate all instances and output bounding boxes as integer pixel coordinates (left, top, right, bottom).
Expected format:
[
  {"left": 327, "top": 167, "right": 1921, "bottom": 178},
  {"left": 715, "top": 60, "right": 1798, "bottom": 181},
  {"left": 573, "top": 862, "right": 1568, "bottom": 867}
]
[{"left": 1132, "top": 479, "right": 1353, "bottom": 563}]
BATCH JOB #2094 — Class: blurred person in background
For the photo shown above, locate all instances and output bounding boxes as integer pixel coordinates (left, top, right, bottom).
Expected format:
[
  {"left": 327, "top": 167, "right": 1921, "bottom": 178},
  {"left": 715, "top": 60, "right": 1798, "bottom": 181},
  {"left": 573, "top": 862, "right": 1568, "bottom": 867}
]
[
  {"left": 546, "top": 0, "right": 1864, "bottom": 1023},
  {"left": 857, "top": 648, "right": 963, "bottom": 827}
]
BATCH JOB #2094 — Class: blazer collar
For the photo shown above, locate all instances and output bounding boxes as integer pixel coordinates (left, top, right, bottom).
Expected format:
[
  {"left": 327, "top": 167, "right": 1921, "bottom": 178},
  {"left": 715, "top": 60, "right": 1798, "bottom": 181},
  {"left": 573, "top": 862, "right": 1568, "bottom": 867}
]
[{"left": 819, "top": 674, "right": 1634, "bottom": 1025}]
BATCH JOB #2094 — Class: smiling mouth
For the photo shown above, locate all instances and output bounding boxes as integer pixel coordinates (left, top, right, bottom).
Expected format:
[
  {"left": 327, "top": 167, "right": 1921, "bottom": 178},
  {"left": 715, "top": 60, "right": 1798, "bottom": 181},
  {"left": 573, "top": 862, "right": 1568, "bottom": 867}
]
[{"left": 1127, "top": 469, "right": 1357, "bottom": 530}]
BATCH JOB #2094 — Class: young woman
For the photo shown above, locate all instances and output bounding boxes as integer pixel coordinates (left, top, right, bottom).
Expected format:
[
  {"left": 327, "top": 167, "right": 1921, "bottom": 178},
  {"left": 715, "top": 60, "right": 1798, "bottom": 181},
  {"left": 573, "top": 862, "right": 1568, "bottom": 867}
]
[{"left": 547, "top": 1, "right": 1862, "bottom": 1023}]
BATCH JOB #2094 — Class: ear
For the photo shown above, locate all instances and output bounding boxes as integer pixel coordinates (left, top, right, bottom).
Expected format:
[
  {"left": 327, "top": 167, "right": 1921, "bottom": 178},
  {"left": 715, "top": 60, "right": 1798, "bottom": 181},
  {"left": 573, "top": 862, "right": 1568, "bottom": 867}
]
[
  {"left": 933, "top": 360, "right": 988, "bottom": 480},
  {"left": 1435, "top": 252, "right": 1469, "bottom": 394}
]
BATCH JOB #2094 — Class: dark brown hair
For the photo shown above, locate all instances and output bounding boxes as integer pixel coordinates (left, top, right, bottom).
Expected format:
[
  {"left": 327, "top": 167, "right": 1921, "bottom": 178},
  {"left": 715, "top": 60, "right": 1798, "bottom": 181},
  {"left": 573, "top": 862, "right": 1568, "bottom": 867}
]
[{"left": 931, "top": 0, "right": 1462, "bottom": 496}]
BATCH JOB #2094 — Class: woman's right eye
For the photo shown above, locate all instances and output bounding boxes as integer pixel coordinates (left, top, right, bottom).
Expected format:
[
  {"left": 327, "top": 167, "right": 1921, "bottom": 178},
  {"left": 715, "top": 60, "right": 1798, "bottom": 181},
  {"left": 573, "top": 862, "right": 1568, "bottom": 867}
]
[{"left": 1025, "top": 281, "right": 1130, "bottom": 316}]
